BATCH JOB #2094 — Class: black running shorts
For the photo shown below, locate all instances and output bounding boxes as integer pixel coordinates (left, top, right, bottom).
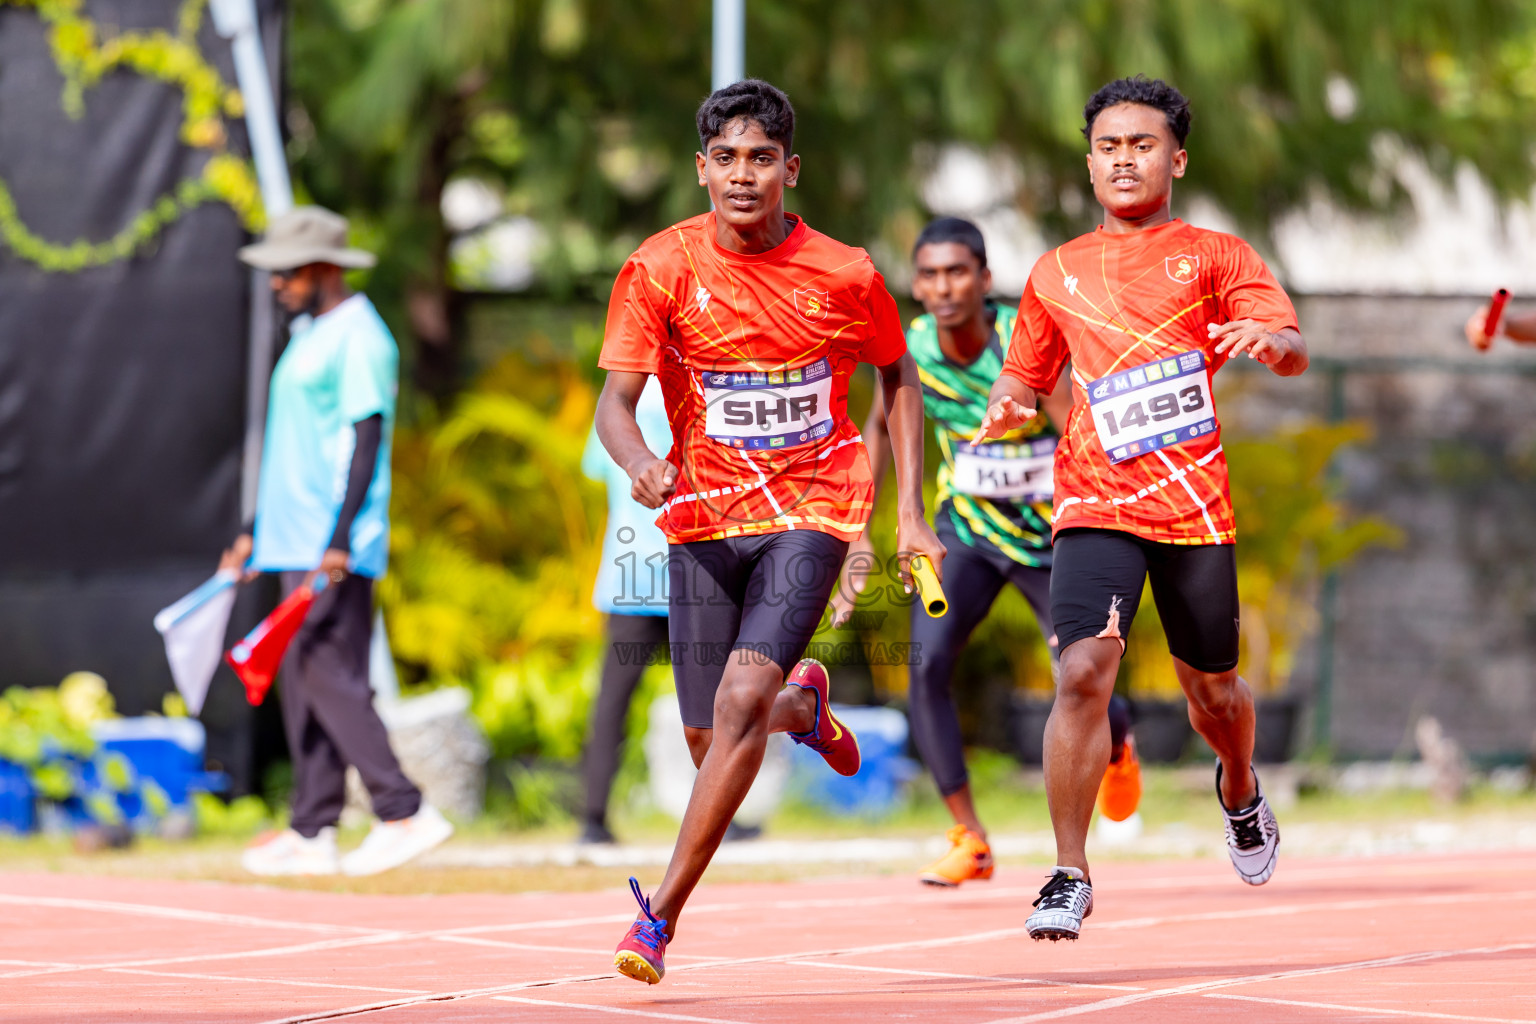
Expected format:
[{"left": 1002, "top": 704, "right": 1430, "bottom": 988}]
[
  {"left": 667, "top": 529, "right": 848, "bottom": 729},
  {"left": 1051, "top": 527, "right": 1240, "bottom": 673}
]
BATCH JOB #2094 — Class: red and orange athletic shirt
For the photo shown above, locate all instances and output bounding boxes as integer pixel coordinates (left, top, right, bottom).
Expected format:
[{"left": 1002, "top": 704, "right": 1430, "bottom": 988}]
[
  {"left": 599, "top": 212, "right": 907, "bottom": 545},
  {"left": 1002, "top": 219, "right": 1298, "bottom": 546}
]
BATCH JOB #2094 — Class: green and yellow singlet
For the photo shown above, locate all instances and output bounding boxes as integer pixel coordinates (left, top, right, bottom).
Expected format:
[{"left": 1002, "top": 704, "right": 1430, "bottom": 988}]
[{"left": 907, "top": 304, "right": 1057, "bottom": 568}]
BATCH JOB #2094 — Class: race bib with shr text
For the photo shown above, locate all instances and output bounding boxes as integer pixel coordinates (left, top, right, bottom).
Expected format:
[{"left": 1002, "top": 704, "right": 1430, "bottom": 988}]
[
  {"left": 701, "top": 357, "right": 836, "bottom": 451},
  {"left": 1087, "top": 350, "right": 1217, "bottom": 464}
]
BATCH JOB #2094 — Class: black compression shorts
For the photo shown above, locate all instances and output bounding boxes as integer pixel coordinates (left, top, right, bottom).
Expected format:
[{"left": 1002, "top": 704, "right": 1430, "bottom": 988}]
[
  {"left": 1051, "top": 527, "right": 1239, "bottom": 673},
  {"left": 666, "top": 529, "right": 847, "bottom": 729}
]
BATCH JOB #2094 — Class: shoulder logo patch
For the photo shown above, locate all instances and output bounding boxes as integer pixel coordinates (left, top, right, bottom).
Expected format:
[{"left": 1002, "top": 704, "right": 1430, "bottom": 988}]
[
  {"left": 1165, "top": 253, "right": 1200, "bottom": 284},
  {"left": 1063, "top": 273, "right": 1079, "bottom": 296},
  {"left": 695, "top": 287, "right": 711, "bottom": 313},
  {"left": 795, "top": 287, "right": 830, "bottom": 323}
]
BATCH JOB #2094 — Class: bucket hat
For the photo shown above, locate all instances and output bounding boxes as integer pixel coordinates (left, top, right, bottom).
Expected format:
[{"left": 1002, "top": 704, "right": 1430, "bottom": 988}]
[{"left": 238, "top": 206, "right": 376, "bottom": 271}]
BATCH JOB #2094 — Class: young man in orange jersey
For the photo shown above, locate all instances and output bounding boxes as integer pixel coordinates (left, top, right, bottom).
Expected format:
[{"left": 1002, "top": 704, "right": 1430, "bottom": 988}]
[
  {"left": 975, "top": 76, "right": 1308, "bottom": 940},
  {"left": 595, "top": 79, "right": 945, "bottom": 983},
  {"left": 829, "top": 218, "right": 1143, "bottom": 889}
]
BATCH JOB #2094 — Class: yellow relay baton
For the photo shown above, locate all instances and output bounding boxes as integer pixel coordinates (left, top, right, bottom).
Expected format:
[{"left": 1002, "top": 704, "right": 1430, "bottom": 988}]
[{"left": 909, "top": 554, "right": 948, "bottom": 618}]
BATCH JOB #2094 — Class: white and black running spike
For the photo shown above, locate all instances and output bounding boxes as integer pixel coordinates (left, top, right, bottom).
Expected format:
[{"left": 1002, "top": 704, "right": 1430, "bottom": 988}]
[
  {"left": 1026, "top": 866, "right": 1093, "bottom": 941},
  {"left": 1218, "top": 764, "right": 1280, "bottom": 885}
]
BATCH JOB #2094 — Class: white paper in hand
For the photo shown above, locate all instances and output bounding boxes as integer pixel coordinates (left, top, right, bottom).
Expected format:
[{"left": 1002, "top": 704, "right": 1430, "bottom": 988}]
[{"left": 153, "top": 571, "right": 239, "bottom": 716}]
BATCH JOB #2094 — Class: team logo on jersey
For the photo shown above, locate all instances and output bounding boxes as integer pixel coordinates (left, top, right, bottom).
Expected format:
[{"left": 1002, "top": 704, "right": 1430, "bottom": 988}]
[
  {"left": 1064, "top": 274, "right": 1079, "bottom": 296},
  {"left": 1165, "top": 253, "right": 1200, "bottom": 284},
  {"left": 696, "top": 287, "right": 712, "bottom": 313},
  {"left": 795, "top": 287, "right": 830, "bottom": 322}
]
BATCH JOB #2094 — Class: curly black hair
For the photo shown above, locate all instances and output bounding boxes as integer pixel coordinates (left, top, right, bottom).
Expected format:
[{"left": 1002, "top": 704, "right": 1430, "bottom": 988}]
[
  {"left": 913, "top": 217, "right": 987, "bottom": 269},
  {"left": 1082, "top": 75, "right": 1192, "bottom": 146},
  {"left": 696, "top": 79, "right": 795, "bottom": 154}
]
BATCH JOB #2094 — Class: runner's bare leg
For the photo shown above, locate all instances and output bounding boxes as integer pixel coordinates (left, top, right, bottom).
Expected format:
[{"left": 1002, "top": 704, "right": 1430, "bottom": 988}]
[
  {"left": 652, "top": 659, "right": 813, "bottom": 934},
  {"left": 1173, "top": 659, "right": 1257, "bottom": 809},
  {"left": 1043, "top": 637, "right": 1120, "bottom": 877},
  {"left": 683, "top": 684, "right": 814, "bottom": 767}
]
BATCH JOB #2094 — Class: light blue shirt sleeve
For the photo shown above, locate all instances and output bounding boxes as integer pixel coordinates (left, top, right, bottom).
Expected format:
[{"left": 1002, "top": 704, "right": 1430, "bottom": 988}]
[
  {"left": 588, "top": 379, "right": 672, "bottom": 615},
  {"left": 337, "top": 321, "right": 396, "bottom": 425}
]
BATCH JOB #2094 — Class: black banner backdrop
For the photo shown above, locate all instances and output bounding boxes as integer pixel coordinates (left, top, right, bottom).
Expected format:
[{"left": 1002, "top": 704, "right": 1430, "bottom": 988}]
[{"left": 0, "top": 0, "right": 285, "bottom": 793}]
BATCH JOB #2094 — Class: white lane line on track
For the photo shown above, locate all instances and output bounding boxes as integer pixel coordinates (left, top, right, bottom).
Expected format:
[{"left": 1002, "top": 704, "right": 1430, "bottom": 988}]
[
  {"left": 433, "top": 934, "right": 727, "bottom": 962},
  {"left": 1204, "top": 992, "right": 1536, "bottom": 1023},
  {"left": 246, "top": 924, "right": 1091, "bottom": 1024},
  {"left": 253, "top": 975, "right": 620, "bottom": 1024},
  {"left": 0, "top": 893, "right": 384, "bottom": 935},
  {"left": 1095, "top": 887, "right": 1536, "bottom": 932},
  {"left": 420, "top": 858, "right": 1536, "bottom": 939},
  {"left": 975, "top": 942, "right": 1536, "bottom": 1024},
  {"left": 13, "top": 869, "right": 1533, "bottom": 1012},
  {"left": 8, "top": 851, "right": 1529, "bottom": 952},
  {"left": 425, "top": 888, "right": 1050, "bottom": 938},
  {"left": 493, "top": 995, "right": 751, "bottom": 1023},
  {"left": 0, "top": 933, "right": 410, "bottom": 979},
  {"left": 250, "top": 889, "right": 1536, "bottom": 1022},
  {"left": 792, "top": 960, "right": 1141, "bottom": 991},
  {"left": 106, "top": 968, "right": 429, "bottom": 996},
  {"left": 19, "top": 886, "right": 1536, "bottom": 986},
  {"left": 24, "top": 884, "right": 1536, "bottom": 994}
]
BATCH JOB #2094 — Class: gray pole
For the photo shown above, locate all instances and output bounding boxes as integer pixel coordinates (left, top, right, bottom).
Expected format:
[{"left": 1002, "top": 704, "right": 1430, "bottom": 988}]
[
  {"left": 210, "top": 0, "right": 294, "bottom": 523},
  {"left": 712, "top": 0, "right": 745, "bottom": 90}
]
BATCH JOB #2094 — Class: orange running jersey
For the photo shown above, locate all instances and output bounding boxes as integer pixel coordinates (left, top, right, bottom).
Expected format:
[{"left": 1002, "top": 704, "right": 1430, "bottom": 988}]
[
  {"left": 1002, "top": 219, "right": 1298, "bottom": 545},
  {"left": 599, "top": 212, "right": 906, "bottom": 545}
]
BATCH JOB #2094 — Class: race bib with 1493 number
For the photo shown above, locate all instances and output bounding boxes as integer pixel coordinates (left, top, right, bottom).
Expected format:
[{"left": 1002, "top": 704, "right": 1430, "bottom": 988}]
[
  {"left": 1087, "top": 350, "right": 1217, "bottom": 465},
  {"left": 701, "top": 357, "right": 836, "bottom": 451}
]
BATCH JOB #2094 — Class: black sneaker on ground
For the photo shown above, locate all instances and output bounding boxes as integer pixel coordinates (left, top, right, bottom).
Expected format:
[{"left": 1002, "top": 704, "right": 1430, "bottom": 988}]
[
  {"left": 579, "top": 819, "right": 617, "bottom": 845},
  {"left": 1217, "top": 763, "right": 1280, "bottom": 885},
  {"left": 723, "top": 821, "right": 763, "bottom": 843},
  {"left": 1025, "top": 867, "right": 1093, "bottom": 941}
]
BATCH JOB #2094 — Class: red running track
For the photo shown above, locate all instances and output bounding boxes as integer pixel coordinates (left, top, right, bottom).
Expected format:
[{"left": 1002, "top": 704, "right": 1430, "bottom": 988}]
[{"left": 2, "top": 849, "right": 1534, "bottom": 1023}]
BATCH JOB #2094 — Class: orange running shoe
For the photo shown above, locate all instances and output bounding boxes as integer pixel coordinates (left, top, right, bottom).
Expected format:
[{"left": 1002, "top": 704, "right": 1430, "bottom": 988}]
[
  {"left": 918, "top": 825, "right": 994, "bottom": 887},
  {"left": 1097, "top": 734, "right": 1143, "bottom": 822}
]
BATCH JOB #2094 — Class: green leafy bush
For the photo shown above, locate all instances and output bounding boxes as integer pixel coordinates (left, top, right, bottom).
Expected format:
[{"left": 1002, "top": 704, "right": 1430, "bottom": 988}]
[
  {"left": 0, "top": 674, "right": 113, "bottom": 794},
  {"left": 382, "top": 353, "right": 611, "bottom": 760}
]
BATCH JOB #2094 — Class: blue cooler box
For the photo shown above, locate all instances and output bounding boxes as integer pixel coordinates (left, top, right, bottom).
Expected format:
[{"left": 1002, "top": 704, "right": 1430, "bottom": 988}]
[
  {"left": 787, "top": 704, "right": 919, "bottom": 815},
  {"left": 90, "top": 718, "right": 228, "bottom": 816},
  {"left": 0, "top": 759, "right": 35, "bottom": 834}
]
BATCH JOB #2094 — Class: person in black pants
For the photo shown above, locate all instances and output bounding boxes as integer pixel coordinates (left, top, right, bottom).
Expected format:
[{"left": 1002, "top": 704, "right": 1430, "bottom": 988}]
[
  {"left": 227, "top": 207, "right": 452, "bottom": 877},
  {"left": 579, "top": 380, "right": 674, "bottom": 844}
]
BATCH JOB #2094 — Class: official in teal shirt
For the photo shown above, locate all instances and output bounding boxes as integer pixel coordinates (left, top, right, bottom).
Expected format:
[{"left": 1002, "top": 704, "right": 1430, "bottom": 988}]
[
  {"left": 251, "top": 291, "right": 396, "bottom": 578},
  {"left": 222, "top": 207, "right": 448, "bottom": 878}
]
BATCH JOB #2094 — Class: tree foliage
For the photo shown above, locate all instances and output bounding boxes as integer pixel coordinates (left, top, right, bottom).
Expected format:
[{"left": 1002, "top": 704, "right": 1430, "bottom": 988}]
[{"left": 286, "top": 0, "right": 1536, "bottom": 390}]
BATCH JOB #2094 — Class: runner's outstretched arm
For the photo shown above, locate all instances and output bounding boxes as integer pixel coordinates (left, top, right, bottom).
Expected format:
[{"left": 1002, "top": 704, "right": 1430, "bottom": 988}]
[
  {"left": 1467, "top": 303, "right": 1536, "bottom": 348},
  {"left": 973, "top": 373, "right": 1039, "bottom": 445},
  {"left": 596, "top": 370, "right": 677, "bottom": 509},
  {"left": 1209, "top": 322, "right": 1309, "bottom": 377},
  {"left": 878, "top": 354, "right": 947, "bottom": 585}
]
